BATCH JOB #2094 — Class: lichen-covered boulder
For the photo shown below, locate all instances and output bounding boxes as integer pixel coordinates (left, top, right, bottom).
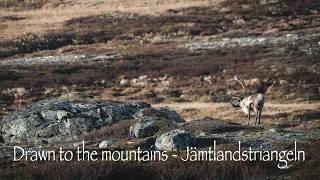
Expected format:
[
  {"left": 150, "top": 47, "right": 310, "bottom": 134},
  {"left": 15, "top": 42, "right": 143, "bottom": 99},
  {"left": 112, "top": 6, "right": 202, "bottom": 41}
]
[
  {"left": 155, "top": 129, "right": 196, "bottom": 151},
  {"left": 133, "top": 107, "right": 185, "bottom": 123},
  {"left": 158, "top": 106, "right": 185, "bottom": 123},
  {"left": 0, "top": 99, "right": 149, "bottom": 144},
  {"left": 130, "top": 118, "right": 159, "bottom": 138},
  {"left": 131, "top": 107, "right": 182, "bottom": 138}
]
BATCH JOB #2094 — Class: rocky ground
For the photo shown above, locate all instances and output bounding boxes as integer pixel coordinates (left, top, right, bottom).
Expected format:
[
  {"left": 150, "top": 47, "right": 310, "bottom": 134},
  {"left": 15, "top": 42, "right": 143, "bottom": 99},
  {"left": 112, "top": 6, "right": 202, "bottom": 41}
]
[
  {"left": 0, "top": 99, "right": 319, "bottom": 179},
  {"left": 0, "top": 0, "right": 320, "bottom": 179}
]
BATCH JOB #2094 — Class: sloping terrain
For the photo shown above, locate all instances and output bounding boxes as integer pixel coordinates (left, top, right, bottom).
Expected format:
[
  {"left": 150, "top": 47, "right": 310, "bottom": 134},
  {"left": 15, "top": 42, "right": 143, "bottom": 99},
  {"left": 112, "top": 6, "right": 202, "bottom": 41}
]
[
  {"left": 0, "top": 0, "right": 319, "bottom": 107},
  {"left": 0, "top": 0, "right": 320, "bottom": 179}
]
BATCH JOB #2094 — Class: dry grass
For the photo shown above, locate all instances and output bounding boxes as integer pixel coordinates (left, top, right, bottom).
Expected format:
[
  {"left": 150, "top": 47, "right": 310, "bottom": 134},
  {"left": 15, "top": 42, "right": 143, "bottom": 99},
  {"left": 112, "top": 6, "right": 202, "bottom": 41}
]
[
  {"left": 80, "top": 119, "right": 133, "bottom": 141},
  {"left": 1, "top": 140, "right": 319, "bottom": 180},
  {"left": 0, "top": 157, "right": 279, "bottom": 180},
  {"left": 182, "top": 117, "right": 241, "bottom": 134},
  {"left": 0, "top": 0, "right": 221, "bottom": 39},
  {"left": 2, "top": 140, "right": 320, "bottom": 179},
  {"left": 153, "top": 102, "right": 320, "bottom": 128}
]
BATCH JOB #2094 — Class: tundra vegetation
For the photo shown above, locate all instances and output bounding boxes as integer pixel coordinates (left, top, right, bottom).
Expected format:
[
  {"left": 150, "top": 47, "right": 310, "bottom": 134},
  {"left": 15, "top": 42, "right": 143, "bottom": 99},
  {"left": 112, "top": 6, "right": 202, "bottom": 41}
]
[{"left": 0, "top": 0, "right": 320, "bottom": 179}]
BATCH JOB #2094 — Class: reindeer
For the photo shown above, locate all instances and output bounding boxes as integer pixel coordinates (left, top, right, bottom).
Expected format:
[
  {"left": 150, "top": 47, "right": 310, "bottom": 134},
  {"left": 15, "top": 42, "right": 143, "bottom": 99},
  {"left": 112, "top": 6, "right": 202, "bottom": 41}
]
[{"left": 230, "top": 76, "right": 265, "bottom": 126}]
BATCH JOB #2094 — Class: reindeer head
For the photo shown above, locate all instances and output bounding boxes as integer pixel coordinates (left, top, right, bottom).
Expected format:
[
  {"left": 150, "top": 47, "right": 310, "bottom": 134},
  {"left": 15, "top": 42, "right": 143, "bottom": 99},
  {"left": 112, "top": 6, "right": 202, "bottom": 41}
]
[{"left": 231, "top": 97, "right": 242, "bottom": 107}]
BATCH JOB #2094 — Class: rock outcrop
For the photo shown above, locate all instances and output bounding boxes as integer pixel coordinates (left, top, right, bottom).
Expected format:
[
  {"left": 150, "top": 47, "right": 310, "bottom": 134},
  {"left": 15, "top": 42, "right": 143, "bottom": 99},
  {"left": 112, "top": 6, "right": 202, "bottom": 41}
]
[
  {"left": 133, "top": 107, "right": 185, "bottom": 123},
  {"left": 0, "top": 99, "right": 149, "bottom": 144},
  {"left": 158, "top": 106, "right": 185, "bottom": 123},
  {"left": 130, "top": 107, "right": 182, "bottom": 138}
]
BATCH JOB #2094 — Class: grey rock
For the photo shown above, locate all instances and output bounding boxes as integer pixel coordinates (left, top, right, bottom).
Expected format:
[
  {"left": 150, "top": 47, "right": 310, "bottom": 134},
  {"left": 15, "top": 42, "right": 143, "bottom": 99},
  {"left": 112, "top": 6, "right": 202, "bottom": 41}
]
[
  {"left": 238, "top": 130, "right": 246, "bottom": 136},
  {"left": 184, "top": 33, "right": 320, "bottom": 51},
  {"left": 269, "top": 128, "right": 284, "bottom": 133},
  {"left": 130, "top": 118, "right": 159, "bottom": 138},
  {"left": 0, "top": 54, "right": 121, "bottom": 67},
  {"left": 260, "top": 0, "right": 280, "bottom": 4},
  {"left": 197, "top": 131, "right": 208, "bottom": 137},
  {"left": 0, "top": 135, "right": 4, "bottom": 144},
  {"left": 158, "top": 106, "right": 185, "bottom": 123},
  {"left": 133, "top": 107, "right": 185, "bottom": 123},
  {"left": 99, "top": 139, "right": 117, "bottom": 148},
  {"left": 56, "top": 110, "right": 71, "bottom": 120},
  {"left": 269, "top": 128, "right": 278, "bottom": 133},
  {"left": 275, "top": 135, "right": 286, "bottom": 141},
  {"left": 0, "top": 99, "right": 149, "bottom": 144},
  {"left": 155, "top": 129, "right": 196, "bottom": 151},
  {"left": 220, "top": 7, "right": 231, "bottom": 13},
  {"left": 133, "top": 108, "right": 161, "bottom": 119}
]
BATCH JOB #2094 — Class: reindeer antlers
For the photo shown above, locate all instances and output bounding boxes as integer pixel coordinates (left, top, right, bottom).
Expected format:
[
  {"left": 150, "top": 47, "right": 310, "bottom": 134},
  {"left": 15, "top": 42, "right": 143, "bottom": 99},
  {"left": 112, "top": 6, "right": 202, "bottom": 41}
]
[{"left": 233, "top": 76, "right": 246, "bottom": 94}]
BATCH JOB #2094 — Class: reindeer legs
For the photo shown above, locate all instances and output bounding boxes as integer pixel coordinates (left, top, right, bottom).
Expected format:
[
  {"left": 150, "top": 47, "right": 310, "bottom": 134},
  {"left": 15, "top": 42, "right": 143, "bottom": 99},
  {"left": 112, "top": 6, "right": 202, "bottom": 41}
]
[
  {"left": 247, "top": 110, "right": 251, "bottom": 125},
  {"left": 253, "top": 108, "right": 258, "bottom": 126},
  {"left": 254, "top": 113, "right": 258, "bottom": 126},
  {"left": 258, "top": 109, "right": 262, "bottom": 124}
]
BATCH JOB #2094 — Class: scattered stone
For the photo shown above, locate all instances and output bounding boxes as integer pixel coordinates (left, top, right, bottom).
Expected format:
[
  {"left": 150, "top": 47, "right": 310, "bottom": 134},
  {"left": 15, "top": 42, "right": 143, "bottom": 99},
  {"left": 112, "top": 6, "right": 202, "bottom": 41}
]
[
  {"left": 56, "top": 110, "right": 71, "bottom": 120},
  {"left": 220, "top": 7, "right": 231, "bottom": 13},
  {"left": 120, "top": 78, "right": 129, "bottom": 85},
  {"left": 275, "top": 135, "right": 286, "bottom": 141},
  {"left": 0, "top": 54, "right": 121, "bottom": 67},
  {"left": 99, "top": 139, "right": 117, "bottom": 148},
  {"left": 130, "top": 118, "right": 159, "bottom": 138},
  {"left": 233, "top": 18, "right": 246, "bottom": 25},
  {"left": 238, "top": 130, "right": 246, "bottom": 136},
  {"left": 269, "top": 128, "right": 281, "bottom": 133},
  {"left": 184, "top": 33, "right": 320, "bottom": 51},
  {"left": 241, "top": 5, "right": 251, "bottom": 10},
  {"left": 260, "top": 0, "right": 280, "bottom": 5},
  {"left": 197, "top": 131, "right": 208, "bottom": 137},
  {"left": 131, "top": 75, "right": 148, "bottom": 87},
  {"left": 155, "top": 129, "right": 196, "bottom": 151},
  {"left": 158, "top": 106, "right": 185, "bottom": 123},
  {"left": 279, "top": 79, "right": 289, "bottom": 86}
]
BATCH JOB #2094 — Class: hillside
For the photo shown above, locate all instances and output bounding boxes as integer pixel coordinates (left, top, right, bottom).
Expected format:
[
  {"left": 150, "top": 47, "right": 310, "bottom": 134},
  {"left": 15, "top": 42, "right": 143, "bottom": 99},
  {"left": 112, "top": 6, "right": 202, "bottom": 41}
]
[{"left": 0, "top": 0, "right": 320, "bottom": 179}]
